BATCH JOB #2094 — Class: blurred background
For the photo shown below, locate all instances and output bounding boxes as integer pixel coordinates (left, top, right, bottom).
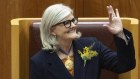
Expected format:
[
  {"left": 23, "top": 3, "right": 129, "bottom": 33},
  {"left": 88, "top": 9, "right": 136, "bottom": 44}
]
[{"left": 0, "top": 0, "right": 139, "bottom": 79}]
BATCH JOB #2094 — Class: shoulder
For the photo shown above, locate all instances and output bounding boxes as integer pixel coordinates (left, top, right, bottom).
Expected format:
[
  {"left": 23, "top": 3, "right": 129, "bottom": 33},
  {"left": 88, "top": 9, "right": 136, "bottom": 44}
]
[{"left": 30, "top": 50, "right": 51, "bottom": 64}]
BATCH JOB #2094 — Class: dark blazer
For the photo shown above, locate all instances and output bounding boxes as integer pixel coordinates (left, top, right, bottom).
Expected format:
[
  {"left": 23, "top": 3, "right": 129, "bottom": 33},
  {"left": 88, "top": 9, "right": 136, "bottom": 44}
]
[{"left": 30, "top": 30, "right": 135, "bottom": 79}]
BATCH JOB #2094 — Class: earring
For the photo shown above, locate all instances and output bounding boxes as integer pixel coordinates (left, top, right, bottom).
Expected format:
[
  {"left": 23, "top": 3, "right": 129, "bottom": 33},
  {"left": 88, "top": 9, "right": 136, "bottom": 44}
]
[{"left": 53, "top": 35, "right": 57, "bottom": 39}]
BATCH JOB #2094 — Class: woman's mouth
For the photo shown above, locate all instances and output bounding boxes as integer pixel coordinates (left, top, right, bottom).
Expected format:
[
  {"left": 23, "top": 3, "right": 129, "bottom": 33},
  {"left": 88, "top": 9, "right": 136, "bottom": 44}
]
[{"left": 67, "top": 29, "right": 76, "bottom": 33}]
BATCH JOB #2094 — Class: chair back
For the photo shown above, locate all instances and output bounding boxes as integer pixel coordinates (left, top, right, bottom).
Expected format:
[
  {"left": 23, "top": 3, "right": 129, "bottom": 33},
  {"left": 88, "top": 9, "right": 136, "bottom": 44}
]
[{"left": 11, "top": 18, "right": 139, "bottom": 79}]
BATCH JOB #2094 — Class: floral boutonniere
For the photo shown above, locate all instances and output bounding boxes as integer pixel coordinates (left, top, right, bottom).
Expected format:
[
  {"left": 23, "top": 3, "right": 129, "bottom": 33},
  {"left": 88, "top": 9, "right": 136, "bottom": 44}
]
[{"left": 78, "top": 42, "right": 98, "bottom": 67}]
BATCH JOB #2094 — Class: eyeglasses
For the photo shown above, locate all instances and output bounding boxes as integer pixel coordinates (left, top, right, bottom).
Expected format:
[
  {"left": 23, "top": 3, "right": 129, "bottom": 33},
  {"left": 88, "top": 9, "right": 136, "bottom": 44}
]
[{"left": 55, "top": 18, "right": 78, "bottom": 28}]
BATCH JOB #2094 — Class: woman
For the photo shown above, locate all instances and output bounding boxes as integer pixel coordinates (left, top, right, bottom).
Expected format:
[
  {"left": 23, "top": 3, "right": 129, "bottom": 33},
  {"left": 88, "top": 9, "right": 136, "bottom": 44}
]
[{"left": 30, "top": 4, "right": 135, "bottom": 79}]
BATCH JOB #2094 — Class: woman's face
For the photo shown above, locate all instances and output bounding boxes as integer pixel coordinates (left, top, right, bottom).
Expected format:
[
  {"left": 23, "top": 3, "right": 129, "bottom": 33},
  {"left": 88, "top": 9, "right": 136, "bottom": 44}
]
[{"left": 51, "top": 14, "right": 79, "bottom": 41}]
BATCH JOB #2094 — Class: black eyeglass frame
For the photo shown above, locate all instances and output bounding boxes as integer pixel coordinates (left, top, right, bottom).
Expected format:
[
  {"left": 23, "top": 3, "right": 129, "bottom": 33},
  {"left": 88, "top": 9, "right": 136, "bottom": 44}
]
[{"left": 54, "top": 17, "right": 78, "bottom": 28}]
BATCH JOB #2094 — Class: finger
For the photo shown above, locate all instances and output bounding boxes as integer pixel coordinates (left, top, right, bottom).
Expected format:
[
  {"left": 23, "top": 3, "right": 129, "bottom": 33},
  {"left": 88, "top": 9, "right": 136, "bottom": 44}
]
[
  {"left": 108, "top": 5, "right": 116, "bottom": 17},
  {"left": 107, "top": 6, "right": 112, "bottom": 23},
  {"left": 109, "top": 13, "right": 112, "bottom": 23},
  {"left": 115, "top": 8, "right": 120, "bottom": 18},
  {"left": 107, "top": 6, "right": 111, "bottom": 15}
]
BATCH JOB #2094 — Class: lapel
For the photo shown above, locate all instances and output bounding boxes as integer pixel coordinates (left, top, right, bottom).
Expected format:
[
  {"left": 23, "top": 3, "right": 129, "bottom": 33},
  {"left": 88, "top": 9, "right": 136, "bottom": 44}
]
[
  {"left": 47, "top": 52, "right": 73, "bottom": 79},
  {"left": 46, "top": 39, "right": 87, "bottom": 79},
  {"left": 73, "top": 39, "right": 86, "bottom": 79}
]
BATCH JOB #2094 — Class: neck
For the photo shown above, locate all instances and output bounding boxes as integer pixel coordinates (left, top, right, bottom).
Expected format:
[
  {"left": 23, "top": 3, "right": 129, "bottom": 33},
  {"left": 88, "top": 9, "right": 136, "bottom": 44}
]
[{"left": 58, "top": 39, "right": 73, "bottom": 51}]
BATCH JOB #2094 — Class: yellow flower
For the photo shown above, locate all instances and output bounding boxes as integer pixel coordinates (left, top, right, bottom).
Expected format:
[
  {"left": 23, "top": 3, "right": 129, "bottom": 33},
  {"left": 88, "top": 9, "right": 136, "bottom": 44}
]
[{"left": 78, "top": 43, "right": 98, "bottom": 66}]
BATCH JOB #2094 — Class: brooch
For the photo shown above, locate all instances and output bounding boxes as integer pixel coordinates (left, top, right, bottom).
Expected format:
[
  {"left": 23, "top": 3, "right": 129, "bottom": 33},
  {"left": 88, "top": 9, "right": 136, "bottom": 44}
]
[{"left": 78, "top": 42, "right": 98, "bottom": 66}]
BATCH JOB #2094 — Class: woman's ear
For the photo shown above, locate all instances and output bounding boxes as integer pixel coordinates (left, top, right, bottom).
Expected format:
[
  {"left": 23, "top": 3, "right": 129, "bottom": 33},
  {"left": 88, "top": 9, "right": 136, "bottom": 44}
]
[{"left": 50, "top": 27, "right": 56, "bottom": 36}]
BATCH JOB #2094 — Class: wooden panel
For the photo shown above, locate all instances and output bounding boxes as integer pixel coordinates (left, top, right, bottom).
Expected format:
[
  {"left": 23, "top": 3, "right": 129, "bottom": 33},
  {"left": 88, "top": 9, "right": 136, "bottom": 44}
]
[
  {"left": 11, "top": 18, "right": 41, "bottom": 79},
  {"left": 83, "top": 0, "right": 140, "bottom": 18},
  {"left": 18, "top": 0, "right": 76, "bottom": 17},
  {"left": 0, "top": 0, "right": 17, "bottom": 79},
  {"left": 75, "top": 0, "right": 84, "bottom": 17},
  {"left": 84, "top": 0, "right": 107, "bottom": 17}
]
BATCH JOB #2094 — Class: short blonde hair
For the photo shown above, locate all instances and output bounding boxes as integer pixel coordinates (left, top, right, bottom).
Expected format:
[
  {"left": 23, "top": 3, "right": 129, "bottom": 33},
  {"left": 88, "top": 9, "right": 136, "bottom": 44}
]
[{"left": 40, "top": 4, "right": 73, "bottom": 50}]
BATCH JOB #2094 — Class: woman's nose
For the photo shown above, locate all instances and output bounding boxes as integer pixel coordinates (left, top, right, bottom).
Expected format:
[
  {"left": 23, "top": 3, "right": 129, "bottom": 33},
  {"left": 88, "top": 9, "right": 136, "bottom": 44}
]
[{"left": 70, "top": 22, "right": 77, "bottom": 28}]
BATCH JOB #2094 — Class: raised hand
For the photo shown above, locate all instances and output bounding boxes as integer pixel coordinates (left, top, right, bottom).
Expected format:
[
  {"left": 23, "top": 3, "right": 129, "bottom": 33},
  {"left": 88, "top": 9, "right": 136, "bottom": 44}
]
[
  {"left": 104, "top": 5, "right": 128, "bottom": 44},
  {"left": 105, "top": 5, "right": 123, "bottom": 35}
]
